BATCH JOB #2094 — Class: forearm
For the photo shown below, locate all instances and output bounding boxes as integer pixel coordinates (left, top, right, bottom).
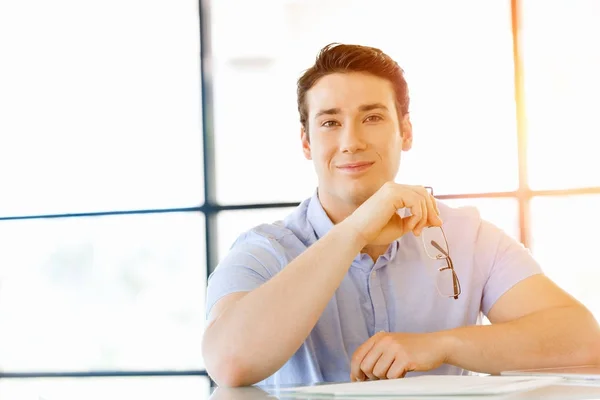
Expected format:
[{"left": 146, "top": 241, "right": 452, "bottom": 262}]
[
  {"left": 203, "top": 221, "right": 366, "bottom": 386},
  {"left": 443, "top": 306, "right": 600, "bottom": 374}
]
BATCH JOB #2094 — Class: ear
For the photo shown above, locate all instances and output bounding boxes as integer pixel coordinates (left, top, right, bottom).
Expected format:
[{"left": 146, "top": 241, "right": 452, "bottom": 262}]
[
  {"left": 400, "top": 113, "right": 413, "bottom": 151},
  {"left": 301, "top": 126, "right": 312, "bottom": 160}
]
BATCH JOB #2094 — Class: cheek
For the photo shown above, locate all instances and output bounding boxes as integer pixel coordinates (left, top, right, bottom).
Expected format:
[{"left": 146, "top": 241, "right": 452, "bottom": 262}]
[
  {"left": 375, "top": 141, "right": 401, "bottom": 166},
  {"left": 312, "top": 139, "right": 337, "bottom": 170}
]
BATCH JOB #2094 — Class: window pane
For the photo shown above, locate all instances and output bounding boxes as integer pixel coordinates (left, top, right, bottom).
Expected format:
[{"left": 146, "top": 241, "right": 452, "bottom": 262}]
[
  {"left": 441, "top": 197, "right": 520, "bottom": 241},
  {"left": 530, "top": 195, "right": 600, "bottom": 318},
  {"left": 0, "top": 212, "right": 206, "bottom": 371},
  {"left": 522, "top": 0, "right": 600, "bottom": 189},
  {"left": 212, "top": 0, "right": 518, "bottom": 204},
  {"left": 0, "top": 0, "right": 203, "bottom": 216},
  {"left": 217, "top": 208, "right": 296, "bottom": 263},
  {"left": 0, "top": 376, "right": 210, "bottom": 400}
]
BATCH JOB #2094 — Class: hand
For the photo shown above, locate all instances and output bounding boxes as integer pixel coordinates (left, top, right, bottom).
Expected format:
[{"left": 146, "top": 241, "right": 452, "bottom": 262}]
[
  {"left": 344, "top": 183, "right": 443, "bottom": 246},
  {"left": 350, "top": 331, "right": 452, "bottom": 381}
]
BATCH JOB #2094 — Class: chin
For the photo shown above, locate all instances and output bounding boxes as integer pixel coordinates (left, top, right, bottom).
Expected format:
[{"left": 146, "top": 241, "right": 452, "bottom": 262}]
[
  {"left": 345, "top": 177, "right": 393, "bottom": 204},
  {"left": 342, "top": 187, "right": 377, "bottom": 206}
]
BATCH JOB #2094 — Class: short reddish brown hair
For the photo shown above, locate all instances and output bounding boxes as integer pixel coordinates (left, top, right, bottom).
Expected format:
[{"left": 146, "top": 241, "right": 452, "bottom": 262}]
[{"left": 297, "top": 43, "right": 410, "bottom": 135}]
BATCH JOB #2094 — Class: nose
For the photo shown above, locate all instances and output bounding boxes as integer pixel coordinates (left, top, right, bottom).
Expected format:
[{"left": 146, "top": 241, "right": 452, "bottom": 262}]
[{"left": 339, "top": 122, "right": 367, "bottom": 154}]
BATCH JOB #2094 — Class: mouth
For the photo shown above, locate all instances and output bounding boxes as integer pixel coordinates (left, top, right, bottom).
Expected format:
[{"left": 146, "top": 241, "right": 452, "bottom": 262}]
[{"left": 336, "top": 161, "right": 375, "bottom": 174}]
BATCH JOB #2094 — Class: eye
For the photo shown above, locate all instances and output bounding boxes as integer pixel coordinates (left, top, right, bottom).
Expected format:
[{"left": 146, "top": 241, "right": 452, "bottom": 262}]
[
  {"left": 364, "top": 115, "right": 383, "bottom": 123},
  {"left": 322, "top": 120, "right": 340, "bottom": 128}
]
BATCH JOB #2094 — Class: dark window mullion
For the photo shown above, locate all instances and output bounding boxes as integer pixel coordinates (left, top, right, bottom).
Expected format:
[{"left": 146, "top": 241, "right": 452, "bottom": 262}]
[{"left": 199, "top": 0, "right": 219, "bottom": 276}]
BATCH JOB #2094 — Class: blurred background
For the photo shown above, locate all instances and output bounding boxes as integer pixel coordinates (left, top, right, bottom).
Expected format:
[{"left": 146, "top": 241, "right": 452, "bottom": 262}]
[{"left": 0, "top": 0, "right": 599, "bottom": 385}]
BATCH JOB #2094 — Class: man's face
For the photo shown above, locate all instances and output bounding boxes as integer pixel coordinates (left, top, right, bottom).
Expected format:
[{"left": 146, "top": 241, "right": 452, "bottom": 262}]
[{"left": 302, "top": 72, "right": 412, "bottom": 206}]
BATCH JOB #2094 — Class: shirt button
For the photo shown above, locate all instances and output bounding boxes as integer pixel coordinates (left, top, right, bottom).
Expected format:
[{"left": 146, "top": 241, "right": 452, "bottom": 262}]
[{"left": 372, "top": 270, "right": 377, "bottom": 278}]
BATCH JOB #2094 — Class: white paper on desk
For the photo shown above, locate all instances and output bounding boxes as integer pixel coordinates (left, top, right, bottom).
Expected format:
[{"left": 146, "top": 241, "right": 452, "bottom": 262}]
[{"left": 280, "top": 375, "right": 564, "bottom": 397}]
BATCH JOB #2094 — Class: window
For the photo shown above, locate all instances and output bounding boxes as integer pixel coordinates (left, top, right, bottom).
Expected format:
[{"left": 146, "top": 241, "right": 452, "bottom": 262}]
[
  {"left": 0, "top": 0, "right": 204, "bottom": 216},
  {"left": 522, "top": 0, "right": 600, "bottom": 317},
  {"left": 441, "top": 198, "right": 520, "bottom": 241},
  {"left": 0, "top": 213, "right": 206, "bottom": 371},
  {"left": 0, "top": 0, "right": 206, "bottom": 375},
  {"left": 522, "top": 0, "right": 600, "bottom": 190},
  {"left": 530, "top": 195, "right": 600, "bottom": 319}
]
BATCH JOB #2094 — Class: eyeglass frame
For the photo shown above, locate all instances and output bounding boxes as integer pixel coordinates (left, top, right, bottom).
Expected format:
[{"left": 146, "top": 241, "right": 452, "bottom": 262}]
[{"left": 423, "top": 186, "right": 461, "bottom": 300}]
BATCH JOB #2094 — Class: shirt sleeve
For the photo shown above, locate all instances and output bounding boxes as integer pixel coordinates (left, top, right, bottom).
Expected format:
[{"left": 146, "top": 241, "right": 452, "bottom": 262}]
[
  {"left": 476, "top": 219, "right": 544, "bottom": 316},
  {"left": 205, "top": 230, "right": 285, "bottom": 318}
]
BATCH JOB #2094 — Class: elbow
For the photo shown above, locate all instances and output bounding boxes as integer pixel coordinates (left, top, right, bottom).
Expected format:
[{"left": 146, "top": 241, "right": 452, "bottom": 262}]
[
  {"left": 206, "top": 355, "right": 256, "bottom": 387},
  {"left": 202, "top": 335, "right": 257, "bottom": 387}
]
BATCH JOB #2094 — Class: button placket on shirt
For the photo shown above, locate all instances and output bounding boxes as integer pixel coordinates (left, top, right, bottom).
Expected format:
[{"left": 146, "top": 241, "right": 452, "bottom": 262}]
[{"left": 369, "top": 258, "right": 391, "bottom": 334}]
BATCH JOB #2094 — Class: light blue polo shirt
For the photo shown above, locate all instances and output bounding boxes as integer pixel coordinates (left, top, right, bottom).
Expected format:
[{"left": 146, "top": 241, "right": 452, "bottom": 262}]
[{"left": 206, "top": 192, "right": 543, "bottom": 385}]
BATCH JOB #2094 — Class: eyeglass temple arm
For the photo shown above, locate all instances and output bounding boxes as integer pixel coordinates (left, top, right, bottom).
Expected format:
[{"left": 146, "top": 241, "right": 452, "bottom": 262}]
[
  {"left": 430, "top": 240, "right": 460, "bottom": 299},
  {"left": 446, "top": 255, "right": 460, "bottom": 299},
  {"left": 424, "top": 187, "right": 459, "bottom": 299},
  {"left": 430, "top": 240, "right": 449, "bottom": 258}
]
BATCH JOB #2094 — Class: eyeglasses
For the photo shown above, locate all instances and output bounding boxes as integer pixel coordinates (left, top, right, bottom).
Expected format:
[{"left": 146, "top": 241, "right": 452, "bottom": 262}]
[{"left": 421, "top": 187, "right": 461, "bottom": 300}]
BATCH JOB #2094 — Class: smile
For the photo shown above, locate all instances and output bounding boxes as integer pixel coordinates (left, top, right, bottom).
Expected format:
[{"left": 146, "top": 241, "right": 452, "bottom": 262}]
[{"left": 336, "top": 162, "right": 375, "bottom": 175}]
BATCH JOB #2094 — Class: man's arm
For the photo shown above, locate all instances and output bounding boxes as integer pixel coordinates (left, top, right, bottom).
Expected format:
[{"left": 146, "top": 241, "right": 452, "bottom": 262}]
[
  {"left": 203, "top": 222, "right": 366, "bottom": 387},
  {"left": 350, "top": 275, "right": 600, "bottom": 381},
  {"left": 350, "top": 217, "right": 600, "bottom": 381},
  {"left": 443, "top": 274, "right": 600, "bottom": 374}
]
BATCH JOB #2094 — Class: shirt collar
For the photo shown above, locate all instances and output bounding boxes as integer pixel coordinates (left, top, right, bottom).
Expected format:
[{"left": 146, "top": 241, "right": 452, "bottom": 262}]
[{"left": 307, "top": 190, "right": 334, "bottom": 240}]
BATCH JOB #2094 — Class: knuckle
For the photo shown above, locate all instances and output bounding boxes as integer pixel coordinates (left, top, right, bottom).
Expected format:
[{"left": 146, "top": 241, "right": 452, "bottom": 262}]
[
  {"left": 380, "top": 334, "right": 393, "bottom": 345},
  {"left": 411, "top": 185, "right": 427, "bottom": 196},
  {"left": 360, "top": 360, "right": 371, "bottom": 371},
  {"left": 391, "top": 342, "right": 403, "bottom": 352}
]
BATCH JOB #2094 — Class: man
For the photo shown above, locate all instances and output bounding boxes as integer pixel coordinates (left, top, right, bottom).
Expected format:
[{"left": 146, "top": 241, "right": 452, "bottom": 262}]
[{"left": 202, "top": 43, "right": 600, "bottom": 387}]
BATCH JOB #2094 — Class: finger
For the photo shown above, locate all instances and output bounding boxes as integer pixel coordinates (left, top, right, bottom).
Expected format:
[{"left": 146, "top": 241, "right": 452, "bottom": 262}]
[
  {"left": 350, "top": 366, "right": 367, "bottom": 382},
  {"left": 360, "top": 345, "right": 384, "bottom": 381},
  {"left": 350, "top": 333, "right": 381, "bottom": 381},
  {"left": 431, "top": 193, "right": 440, "bottom": 216},
  {"left": 372, "top": 350, "right": 396, "bottom": 380},
  {"left": 414, "top": 198, "right": 428, "bottom": 236},
  {"left": 413, "top": 186, "right": 440, "bottom": 230},
  {"left": 391, "top": 188, "right": 421, "bottom": 224},
  {"left": 424, "top": 192, "right": 442, "bottom": 227},
  {"left": 404, "top": 195, "right": 423, "bottom": 233},
  {"left": 386, "top": 358, "right": 416, "bottom": 379},
  {"left": 351, "top": 369, "right": 367, "bottom": 382},
  {"left": 403, "top": 214, "right": 420, "bottom": 235}
]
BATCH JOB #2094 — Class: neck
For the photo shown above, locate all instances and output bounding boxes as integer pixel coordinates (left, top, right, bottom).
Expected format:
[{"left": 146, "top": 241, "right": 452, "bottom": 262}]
[{"left": 317, "top": 188, "right": 392, "bottom": 262}]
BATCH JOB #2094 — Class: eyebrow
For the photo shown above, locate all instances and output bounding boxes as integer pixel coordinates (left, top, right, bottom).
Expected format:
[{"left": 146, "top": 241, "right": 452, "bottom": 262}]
[
  {"left": 314, "top": 108, "right": 341, "bottom": 119},
  {"left": 359, "top": 103, "right": 388, "bottom": 112},
  {"left": 314, "top": 103, "right": 389, "bottom": 119}
]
